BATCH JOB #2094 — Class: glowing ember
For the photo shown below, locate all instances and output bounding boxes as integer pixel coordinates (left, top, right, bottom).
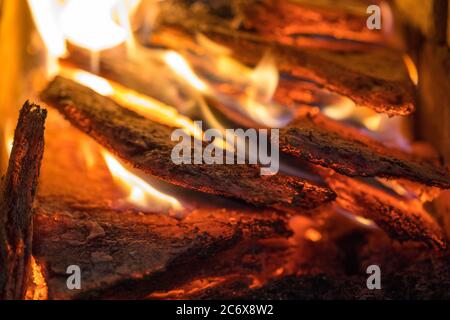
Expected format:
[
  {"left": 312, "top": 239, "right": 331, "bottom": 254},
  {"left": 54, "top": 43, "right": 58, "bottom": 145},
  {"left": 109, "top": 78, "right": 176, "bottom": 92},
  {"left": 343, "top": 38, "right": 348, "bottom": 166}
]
[
  {"left": 102, "top": 151, "right": 183, "bottom": 211},
  {"left": 4, "top": 120, "right": 14, "bottom": 158},
  {"left": 304, "top": 228, "right": 322, "bottom": 242}
]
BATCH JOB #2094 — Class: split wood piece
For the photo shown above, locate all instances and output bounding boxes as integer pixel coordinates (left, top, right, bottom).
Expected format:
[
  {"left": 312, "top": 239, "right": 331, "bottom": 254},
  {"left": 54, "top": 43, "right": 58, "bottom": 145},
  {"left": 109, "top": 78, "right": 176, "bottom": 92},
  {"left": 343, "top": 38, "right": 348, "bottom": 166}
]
[
  {"left": 147, "top": 3, "right": 415, "bottom": 116},
  {"left": 325, "top": 171, "right": 448, "bottom": 250},
  {"left": 33, "top": 196, "right": 291, "bottom": 299},
  {"left": 0, "top": 101, "right": 47, "bottom": 300},
  {"left": 279, "top": 108, "right": 450, "bottom": 189},
  {"left": 40, "top": 76, "right": 335, "bottom": 212},
  {"left": 237, "top": 0, "right": 385, "bottom": 44},
  {"left": 171, "top": 233, "right": 450, "bottom": 299}
]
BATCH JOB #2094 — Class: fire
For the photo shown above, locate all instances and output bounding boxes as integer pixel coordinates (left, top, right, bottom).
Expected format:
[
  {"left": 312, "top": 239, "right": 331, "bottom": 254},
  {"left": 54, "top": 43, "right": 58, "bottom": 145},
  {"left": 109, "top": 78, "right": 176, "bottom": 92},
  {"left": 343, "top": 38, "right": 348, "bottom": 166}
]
[
  {"left": 72, "top": 70, "right": 115, "bottom": 96},
  {"left": 164, "top": 51, "right": 208, "bottom": 92},
  {"left": 26, "top": 257, "right": 48, "bottom": 300},
  {"left": 102, "top": 151, "right": 183, "bottom": 211},
  {"left": 61, "top": 67, "right": 231, "bottom": 152},
  {"left": 61, "top": 0, "right": 126, "bottom": 51},
  {"left": 29, "top": 0, "right": 139, "bottom": 74},
  {"left": 27, "top": 0, "right": 66, "bottom": 58},
  {"left": 304, "top": 228, "right": 322, "bottom": 242},
  {"left": 163, "top": 40, "right": 293, "bottom": 128},
  {"left": 4, "top": 120, "right": 14, "bottom": 158},
  {"left": 403, "top": 54, "right": 419, "bottom": 86}
]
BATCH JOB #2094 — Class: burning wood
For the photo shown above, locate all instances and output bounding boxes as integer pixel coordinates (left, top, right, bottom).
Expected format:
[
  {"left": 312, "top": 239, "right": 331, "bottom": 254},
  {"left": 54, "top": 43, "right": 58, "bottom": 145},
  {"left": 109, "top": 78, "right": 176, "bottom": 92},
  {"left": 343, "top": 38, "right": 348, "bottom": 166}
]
[
  {"left": 0, "top": 101, "right": 47, "bottom": 300},
  {"left": 324, "top": 172, "right": 447, "bottom": 250},
  {"left": 280, "top": 108, "right": 450, "bottom": 189},
  {"left": 145, "top": 1, "right": 415, "bottom": 116},
  {"left": 40, "top": 76, "right": 335, "bottom": 212},
  {"left": 33, "top": 196, "right": 291, "bottom": 299},
  {"left": 237, "top": 0, "right": 386, "bottom": 44}
]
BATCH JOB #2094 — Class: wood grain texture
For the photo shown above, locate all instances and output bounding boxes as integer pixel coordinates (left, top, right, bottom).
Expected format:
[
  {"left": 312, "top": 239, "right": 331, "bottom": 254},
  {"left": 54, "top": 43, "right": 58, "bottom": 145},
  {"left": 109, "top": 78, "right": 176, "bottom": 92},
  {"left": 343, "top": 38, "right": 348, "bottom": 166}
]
[{"left": 0, "top": 101, "right": 46, "bottom": 300}]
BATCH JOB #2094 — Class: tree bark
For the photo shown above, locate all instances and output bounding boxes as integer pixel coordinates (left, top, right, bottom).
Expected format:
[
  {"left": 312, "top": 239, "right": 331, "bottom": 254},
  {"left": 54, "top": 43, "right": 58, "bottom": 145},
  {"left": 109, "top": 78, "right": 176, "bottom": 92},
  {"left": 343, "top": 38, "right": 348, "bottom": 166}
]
[{"left": 0, "top": 101, "right": 47, "bottom": 300}]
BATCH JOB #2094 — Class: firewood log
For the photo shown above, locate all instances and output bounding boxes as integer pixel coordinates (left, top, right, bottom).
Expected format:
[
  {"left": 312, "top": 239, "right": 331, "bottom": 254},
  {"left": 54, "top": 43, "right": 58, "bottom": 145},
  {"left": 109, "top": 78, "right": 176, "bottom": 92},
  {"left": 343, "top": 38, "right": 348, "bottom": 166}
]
[
  {"left": 33, "top": 195, "right": 291, "bottom": 299},
  {"left": 142, "top": 1, "right": 415, "bottom": 116},
  {"left": 40, "top": 76, "right": 335, "bottom": 212},
  {"left": 0, "top": 101, "right": 46, "bottom": 300},
  {"left": 237, "top": 0, "right": 385, "bottom": 44},
  {"left": 324, "top": 172, "right": 447, "bottom": 250},
  {"left": 280, "top": 108, "right": 450, "bottom": 189}
]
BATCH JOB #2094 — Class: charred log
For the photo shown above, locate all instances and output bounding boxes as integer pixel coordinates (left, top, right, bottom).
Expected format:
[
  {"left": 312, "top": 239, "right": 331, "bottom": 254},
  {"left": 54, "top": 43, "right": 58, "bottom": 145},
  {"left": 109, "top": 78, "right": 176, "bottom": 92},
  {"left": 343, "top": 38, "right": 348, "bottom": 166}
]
[
  {"left": 0, "top": 102, "right": 47, "bottom": 300},
  {"left": 33, "top": 196, "right": 291, "bottom": 299},
  {"left": 40, "top": 76, "right": 335, "bottom": 212},
  {"left": 280, "top": 108, "right": 450, "bottom": 189},
  {"left": 325, "top": 172, "right": 447, "bottom": 250}
]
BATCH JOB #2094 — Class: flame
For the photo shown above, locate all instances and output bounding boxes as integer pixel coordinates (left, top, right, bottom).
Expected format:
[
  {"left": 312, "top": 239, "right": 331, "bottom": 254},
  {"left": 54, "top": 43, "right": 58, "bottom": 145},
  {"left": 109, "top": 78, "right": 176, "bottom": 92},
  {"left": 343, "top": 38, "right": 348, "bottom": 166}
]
[
  {"left": 61, "top": 0, "right": 126, "bottom": 52},
  {"left": 29, "top": 0, "right": 139, "bottom": 75},
  {"left": 163, "top": 46, "right": 292, "bottom": 128},
  {"left": 304, "top": 228, "right": 322, "bottom": 242},
  {"left": 249, "top": 53, "right": 279, "bottom": 103},
  {"left": 164, "top": 51, "right": 208, "bottom": 92},
  {"left": 362, "top": 114, "right": 383, "bottom": 131},
  {"left": 61, "top": 67, "right": 230, "bottom": 151},
  {"left": 4, "top": 120, "right": 14, "bottom": 159},
  {"left": 27, "top": 0, "right": 66, "bottom": 58},
  {"left": 72, "top": 71, "right": 115, "bottom": 95},
  {"left": 322, "top": 97, "right": 355, "bottom": 120},
  {"left": 403, "top": 54, "right": 419, "bottom": 86},
  {"left": 26, "top": 257, "right": 48, "bottom": 300},
  {"left": 354, "top": 216, "right": 375, "bottom": 227},
  {"left": 102, "top": 151, "right": 183, "bottom": 211}
]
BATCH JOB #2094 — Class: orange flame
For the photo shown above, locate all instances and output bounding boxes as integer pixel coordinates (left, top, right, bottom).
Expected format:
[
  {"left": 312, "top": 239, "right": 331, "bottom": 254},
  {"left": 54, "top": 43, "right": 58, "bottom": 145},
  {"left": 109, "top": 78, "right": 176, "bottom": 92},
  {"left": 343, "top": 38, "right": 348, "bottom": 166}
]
[
  {"left": 163, "top": 40, "right": 293, "bottom": 128},
  {"left": 102, "top": 151, "right": 183, "bottom": 211}
]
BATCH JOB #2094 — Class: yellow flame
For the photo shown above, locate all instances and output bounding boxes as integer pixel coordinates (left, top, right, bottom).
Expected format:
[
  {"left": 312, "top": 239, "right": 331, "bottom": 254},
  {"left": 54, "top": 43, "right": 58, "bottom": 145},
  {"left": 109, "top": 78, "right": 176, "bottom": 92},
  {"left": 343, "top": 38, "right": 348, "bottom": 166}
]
[
  {"left": 27, "top": 0, "right": 66, "bottom": 58},
  {"left": 249, "top": 53, "right": 279, "bottom": 103},
  {"left": 26, "top": 257, "right": 48, "bottom": 300},
  {"left": 322, "top": 97, "right": 355, "bottom": 120},
  {"left": 362, "top": 114, "right": 383, "bottom": 131},
  {"left": 102, "top": 151, "right": 183, "bottom": 211},
  {"left": 163, "top": 51, "right": 208, "bottom": 92},
  {"left": 62, "top": 67, "right": 230, "bottom": 151},
  {"left": 304, "top": 228, "right": 322, "bottom": 242},
  {"left": 354, "top": 216, "right": 374, "bottom": 227},
  {"left": 61, "top": 0, "right": 126, "bottom": 51},
  {"left": 403, "top": 54, "right": 419, "bottom": 86},
  {"left": 163, "top": 47, "right": 291, "bottom": 127},
  {"left": 4, "top": 120, "right": 14, "bottom": 158},
  {"left": 72, "top": 71, "right": 115, "bottom": 95},
  {"left": 322, "top": 97, "right": 385, "bottom": 132}
]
